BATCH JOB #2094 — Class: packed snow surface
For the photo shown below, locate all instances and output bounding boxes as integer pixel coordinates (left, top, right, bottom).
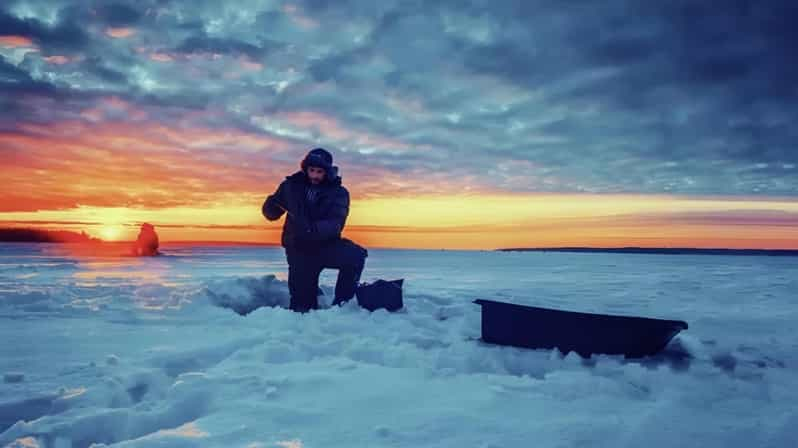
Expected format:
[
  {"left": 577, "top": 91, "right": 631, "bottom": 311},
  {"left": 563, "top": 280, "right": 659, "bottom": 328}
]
[{"left": 1, "top": 242, "right": 796, "bottom": 447}]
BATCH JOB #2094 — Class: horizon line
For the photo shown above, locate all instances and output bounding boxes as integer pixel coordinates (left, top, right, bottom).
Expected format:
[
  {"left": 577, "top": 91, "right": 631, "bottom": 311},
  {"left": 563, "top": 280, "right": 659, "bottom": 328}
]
[{"left": 5, "top": 239, "right": 796, "bottom": 252}]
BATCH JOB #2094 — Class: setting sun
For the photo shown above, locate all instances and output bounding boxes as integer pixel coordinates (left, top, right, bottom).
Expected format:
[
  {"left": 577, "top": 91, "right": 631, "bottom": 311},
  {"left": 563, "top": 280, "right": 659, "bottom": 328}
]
[{"left": 99, "top": 225, "right": 125, "bottom": 241}]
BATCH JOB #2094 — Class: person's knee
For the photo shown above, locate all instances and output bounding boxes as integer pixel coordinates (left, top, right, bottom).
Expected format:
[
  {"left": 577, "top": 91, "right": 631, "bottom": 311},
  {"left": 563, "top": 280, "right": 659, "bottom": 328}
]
[
  {"left": 330, "top": 242, "right": 366, "bottom": 268},
  {"left": 349, "top": 248, "right": 366, "bottom": 270},
  {"left": 350, "top": 243, "right": 367, "bottom": 265}
]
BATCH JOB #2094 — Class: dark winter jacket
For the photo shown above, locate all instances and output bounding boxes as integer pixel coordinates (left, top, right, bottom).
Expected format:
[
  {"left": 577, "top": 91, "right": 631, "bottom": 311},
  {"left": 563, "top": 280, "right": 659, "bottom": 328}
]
[{"left": 262, "top": 166, "right": 350, "bottom": 250}]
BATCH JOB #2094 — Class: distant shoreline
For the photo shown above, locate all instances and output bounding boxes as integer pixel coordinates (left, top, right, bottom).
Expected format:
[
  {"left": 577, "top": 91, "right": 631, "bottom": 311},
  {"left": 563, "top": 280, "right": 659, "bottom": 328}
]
[
  {"left": 0, "top": 228, "right": 100, "bottom": 244},
  {"left": 159, "top": 241, "right": 281, "bottom": 247},
  {"left": 2, "top": 238, "right": 795, "bottom": 255},
  {"left": 0, "top": 240, "right": 281, "bottom": 247},
  {"left": 496, "top": 247, "right": 798, "bottom": 257}
]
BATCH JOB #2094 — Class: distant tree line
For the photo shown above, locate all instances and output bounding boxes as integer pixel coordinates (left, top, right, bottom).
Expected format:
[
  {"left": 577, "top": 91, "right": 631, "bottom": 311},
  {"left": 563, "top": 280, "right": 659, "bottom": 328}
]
[
  {"left": 0, "top": 228, "right": 101, "bottom": 243},
  {"left": 497, "top": 247, "right": 798, "bottom": 257}
]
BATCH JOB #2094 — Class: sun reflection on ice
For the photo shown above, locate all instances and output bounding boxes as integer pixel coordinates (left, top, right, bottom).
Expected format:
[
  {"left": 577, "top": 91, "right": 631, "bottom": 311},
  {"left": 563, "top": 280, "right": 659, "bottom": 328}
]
[{"left": 154, "top": 421, "right": 209, "bottom": 438}]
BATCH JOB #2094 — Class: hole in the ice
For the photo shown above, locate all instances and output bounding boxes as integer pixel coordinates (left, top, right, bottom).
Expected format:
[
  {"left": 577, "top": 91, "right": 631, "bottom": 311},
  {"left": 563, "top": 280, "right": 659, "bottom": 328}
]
[
  {"left": 712, "top": 353, "right": 737, "bottom": 372},
  {"left": 127, "top": 382, "right": 149, "bottom": 403}
]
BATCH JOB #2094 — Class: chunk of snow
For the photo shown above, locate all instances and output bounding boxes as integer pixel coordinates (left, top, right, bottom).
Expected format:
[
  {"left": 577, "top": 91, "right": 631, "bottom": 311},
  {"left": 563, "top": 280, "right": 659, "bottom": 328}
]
[{"left": 204, "top": 275, "right": 290, "bottom": 315}]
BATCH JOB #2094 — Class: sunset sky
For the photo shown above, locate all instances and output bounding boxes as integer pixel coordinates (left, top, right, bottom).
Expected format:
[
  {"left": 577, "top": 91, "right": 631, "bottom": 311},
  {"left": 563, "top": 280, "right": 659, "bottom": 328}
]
[{"left": 2, "top": 1, "right": 797, "bottom": 249}]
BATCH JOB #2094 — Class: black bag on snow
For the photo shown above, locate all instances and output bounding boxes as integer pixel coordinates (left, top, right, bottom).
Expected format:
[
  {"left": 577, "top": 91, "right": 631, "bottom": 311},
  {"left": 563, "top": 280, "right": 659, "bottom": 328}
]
[{"left": 355, "top": 278, "right": 404, "bottom": 312}]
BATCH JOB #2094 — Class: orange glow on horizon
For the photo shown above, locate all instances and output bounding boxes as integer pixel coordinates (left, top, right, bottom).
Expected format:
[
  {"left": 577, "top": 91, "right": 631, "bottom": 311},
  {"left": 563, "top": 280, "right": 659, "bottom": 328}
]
[
  {"left": 1, "top": 193, "right": 796, "bottom": 250},
  {"left": 2, "top": 116, "right": 796, "bottom": 250}
]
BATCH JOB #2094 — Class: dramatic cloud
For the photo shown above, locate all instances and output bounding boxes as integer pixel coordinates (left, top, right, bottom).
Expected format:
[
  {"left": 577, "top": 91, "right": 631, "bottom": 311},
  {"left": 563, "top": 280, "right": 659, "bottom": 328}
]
[{"left": 1, "top": 0, "right": 797, "bottom": 215}]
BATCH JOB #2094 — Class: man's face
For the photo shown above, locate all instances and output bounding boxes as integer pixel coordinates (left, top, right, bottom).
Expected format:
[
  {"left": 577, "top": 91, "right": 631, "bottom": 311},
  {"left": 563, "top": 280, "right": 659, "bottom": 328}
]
[{"left": 307, "top": 165, "right": 326, "bottom": 184}]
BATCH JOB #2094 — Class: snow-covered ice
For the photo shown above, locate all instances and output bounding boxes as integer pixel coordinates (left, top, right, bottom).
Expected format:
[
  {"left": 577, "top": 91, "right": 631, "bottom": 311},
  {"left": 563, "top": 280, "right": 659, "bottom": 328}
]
[{"left": 1, "top": 242, "right": 796, "bottom": 447}]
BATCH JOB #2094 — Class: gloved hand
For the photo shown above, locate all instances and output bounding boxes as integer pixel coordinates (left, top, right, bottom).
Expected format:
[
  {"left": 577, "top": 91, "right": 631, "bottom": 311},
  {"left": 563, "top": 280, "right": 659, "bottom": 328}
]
[
  {"left": 276, "top": 198, "right": 299, "bottom": 220},
  {"left": 275, "top": 200, "right": 289, "bottom": 213},
  {"left": 263, "top": 182, "right": 292, "bottom": 221}
]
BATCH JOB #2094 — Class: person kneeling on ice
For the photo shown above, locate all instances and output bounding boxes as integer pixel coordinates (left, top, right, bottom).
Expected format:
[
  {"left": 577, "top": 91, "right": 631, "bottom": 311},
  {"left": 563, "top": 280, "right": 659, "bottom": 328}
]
[{"left": 262, "top": 147, "right": 368, "bottom": 313}]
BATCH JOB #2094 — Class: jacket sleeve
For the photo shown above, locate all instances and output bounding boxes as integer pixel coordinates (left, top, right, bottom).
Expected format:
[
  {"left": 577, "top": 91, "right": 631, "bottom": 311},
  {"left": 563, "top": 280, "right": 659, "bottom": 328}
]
[
  {"left": 311, "top": 187, "right": 349, "bottom": 240},
  {"left": 262, "top": 181, "right": 287, "bottom": 221}
]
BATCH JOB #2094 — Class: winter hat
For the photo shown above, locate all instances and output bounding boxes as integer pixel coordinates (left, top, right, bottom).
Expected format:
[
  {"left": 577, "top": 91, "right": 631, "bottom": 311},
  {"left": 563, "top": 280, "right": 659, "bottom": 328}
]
[{"left": 301, "top": 147, "right": 334, "bottom": 173}]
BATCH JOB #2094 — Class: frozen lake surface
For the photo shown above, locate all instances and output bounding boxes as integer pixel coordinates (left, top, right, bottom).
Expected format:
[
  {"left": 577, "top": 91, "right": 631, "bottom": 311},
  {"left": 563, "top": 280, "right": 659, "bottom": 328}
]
[{"left": 1, "top": 242, "right": 796, "bottom": 447}]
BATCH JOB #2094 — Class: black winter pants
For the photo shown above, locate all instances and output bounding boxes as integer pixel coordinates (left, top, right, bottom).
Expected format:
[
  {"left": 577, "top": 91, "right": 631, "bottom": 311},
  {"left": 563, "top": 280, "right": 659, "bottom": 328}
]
[{"left": 284, "top": 237, "right": 368, "bottom": 312}]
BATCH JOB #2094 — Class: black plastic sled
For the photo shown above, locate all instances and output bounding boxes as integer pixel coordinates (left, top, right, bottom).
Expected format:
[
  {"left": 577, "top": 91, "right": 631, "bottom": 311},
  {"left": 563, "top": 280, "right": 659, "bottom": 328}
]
[
  {"left": 355, "top": 278, "right": 404, "bottom": 312},
  {"left": 473, "top": 299, "right": 688, "bottom": 358}
]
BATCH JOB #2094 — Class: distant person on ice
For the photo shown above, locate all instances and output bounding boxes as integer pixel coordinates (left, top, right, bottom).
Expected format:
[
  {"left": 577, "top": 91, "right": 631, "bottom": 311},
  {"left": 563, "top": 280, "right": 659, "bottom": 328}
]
[
  {"left": 132, "top": 223, "right": 159, "bottom": 256},
  {"left": 262, "top": 147, "right": 368, "bottom": 312}
]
